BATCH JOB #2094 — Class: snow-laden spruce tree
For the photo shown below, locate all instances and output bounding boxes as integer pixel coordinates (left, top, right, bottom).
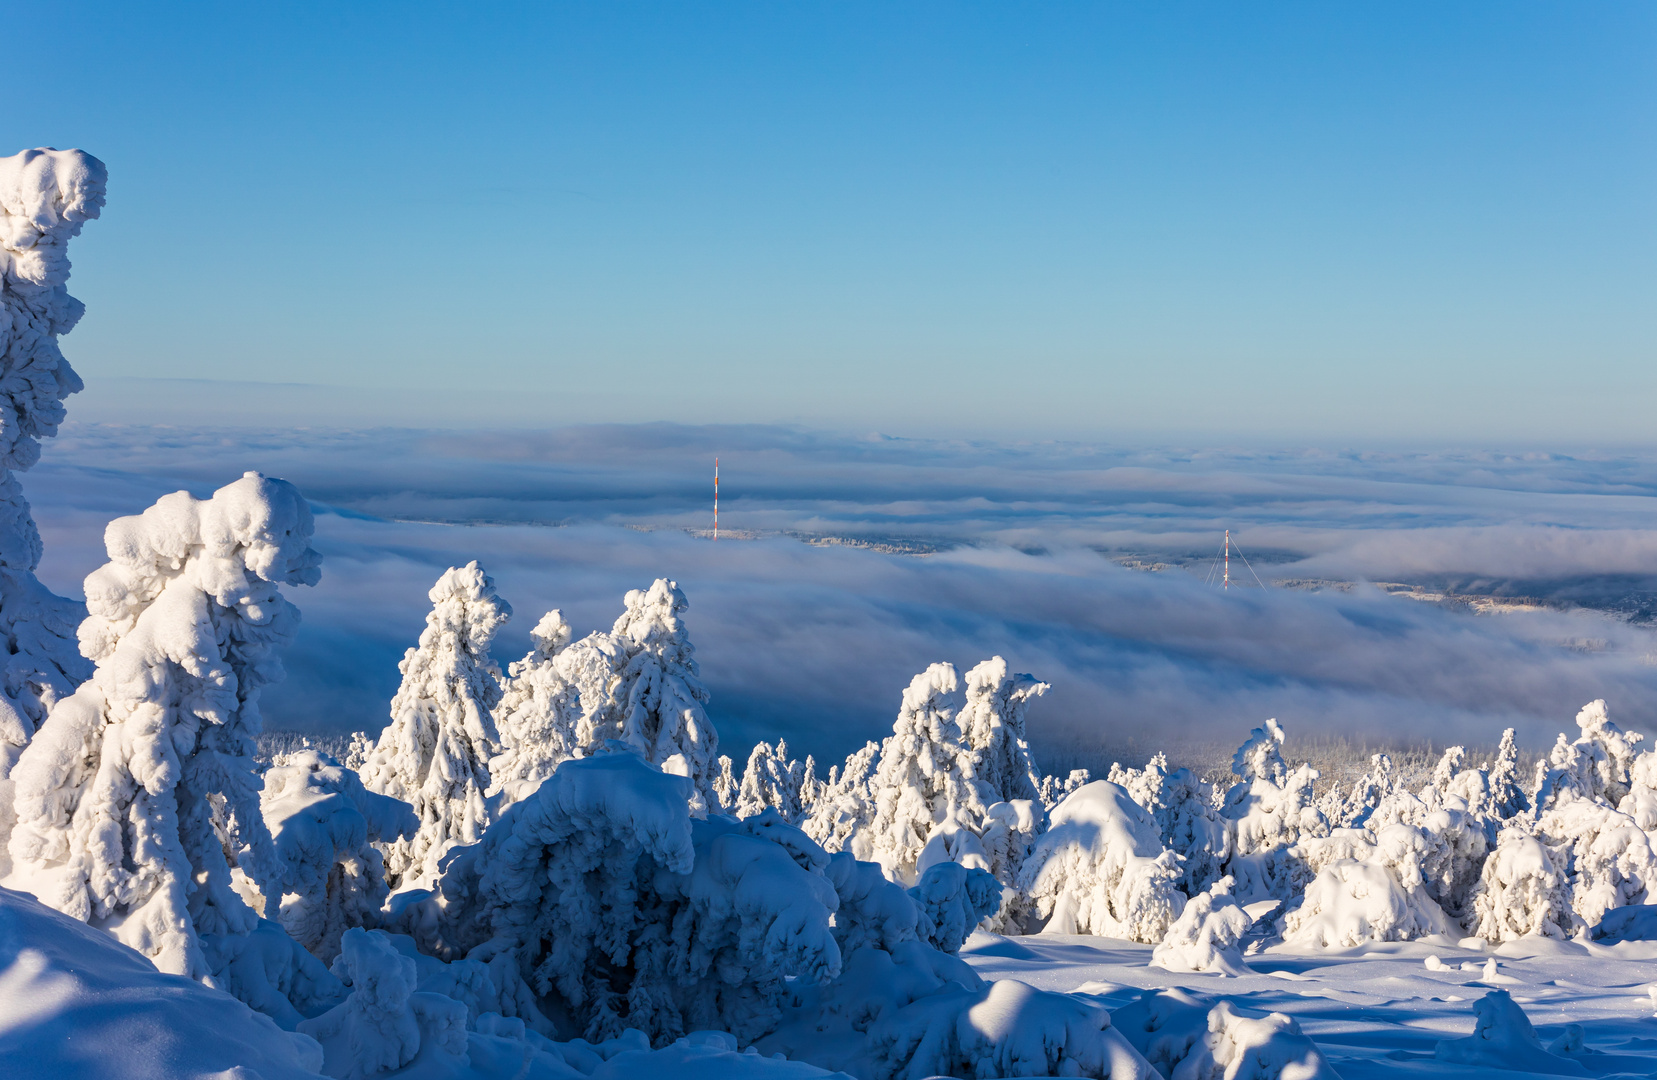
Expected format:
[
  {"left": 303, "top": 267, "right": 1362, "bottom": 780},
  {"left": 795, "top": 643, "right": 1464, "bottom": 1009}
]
[
  {"left": 7, "top": 473, "right": 322, "bottom": 978},
  {"left": 956, "top": 656, "right": 1046, "bottom": 807},
  {"left": 1017, "top": 780, "right": 1187, "bottom": 941},
  {"left": 1487, "top": 728, "right": 1529, "bottom": 819},
  {"left": 863, "top": 663, "right": 982, "bottom": 882},
  {"left": 486, "top": 609, "right": 581, "bottom": 807},
  {"left": 1151, "top": 875, "right": 1253, "bottom": 975},
  {"left": 361, "top": 561, "right": 510, "bottom": 890},
  {"left": 801, "top": 739, "right": 880, "bottom": 856},
  {"left": 1109, "top": 752, "right": 1230, "bottom": 897},
  {"left": 1533, "top": 699, "right": 1643, "bottom": 813},
  {"left": 602, "top": 579, "right": 720, "bottom": 815},
  {"left": 734, "top": 739, "right": 809, "bottom": 822},
  {"left": 255, "top": 748, "right": 419, "bottom": 963},
  {"left": 0, "top": 148, "right": 106, "bottom": 778},
  {"left": 1221, "top": 719, "right": 1325, "bottom": 901}
]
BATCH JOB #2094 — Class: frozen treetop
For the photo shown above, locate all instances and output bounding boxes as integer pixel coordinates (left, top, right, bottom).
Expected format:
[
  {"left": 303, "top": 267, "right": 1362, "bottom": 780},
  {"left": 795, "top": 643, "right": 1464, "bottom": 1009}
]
[{"left": 0, "top": 148, "right": 106, "bottom": 472}]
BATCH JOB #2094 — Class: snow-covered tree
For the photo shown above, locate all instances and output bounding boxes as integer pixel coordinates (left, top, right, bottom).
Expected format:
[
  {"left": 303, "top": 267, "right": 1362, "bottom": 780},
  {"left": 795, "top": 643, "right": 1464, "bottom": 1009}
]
[
  {"left": 1487, "top": 727, "right": 1529, "bottom": 819},
  {"left": 1038, "top": 768, "right": 1093, "bottom": 810},
  {"left": 1151, "top": 876, "right": 1253, "bottom": 975},
  {"left": 1111, "top": 753, "right": 1230, "bottom": 897},
  {"left": 0, "top": 148, "right": 106, "bottom": 779},
  {"left": 254, "top": 749, "right": 419, "bottom": 963},
  {"left": 862, "top": 663, "right": 981, "bottom": 882},
  {"left": 602, "top": 579, "right": 720, "bottom": 815},
  {"left": 801, "top": 739, "right": 880, "bottom": 856},
  {"left": 486, "top": 609, "right": 581, "bottom": 807},
  {"left": 1221, "top": 719, "right": 1325, "bottom": 901},
  {"left": 956, "top": 656, "right": 1046, "bottom": 807},
  {"left": 1473, "top": 825, "right": 1574, "bottom": 941},
  {"left": 735, "top": 739, "right": 808, "bottom": 822},
  {"left": 7, "top": 473, "right": 322, "bottom": 978},
  {"left": 1017, "top": 780, "right": 1187, "bottom": 942},
  {"left": 1533, "top": 699, "right": 1644, "bottom": 813},
  {"left": 361, "top": 561, "right": 511, "bottom": 890}
]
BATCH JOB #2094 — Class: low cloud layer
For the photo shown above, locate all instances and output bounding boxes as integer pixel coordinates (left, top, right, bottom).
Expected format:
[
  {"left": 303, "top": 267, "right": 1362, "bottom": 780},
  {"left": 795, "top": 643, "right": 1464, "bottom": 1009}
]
[{"left": 27, "top": 421, "right": 1657, "bottom": 773}]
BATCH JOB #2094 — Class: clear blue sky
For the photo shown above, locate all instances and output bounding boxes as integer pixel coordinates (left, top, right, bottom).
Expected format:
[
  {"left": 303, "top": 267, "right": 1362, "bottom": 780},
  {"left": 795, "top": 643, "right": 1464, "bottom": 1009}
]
[{"left": 9, "top": 2, "right": 1654, "bottom": 441}]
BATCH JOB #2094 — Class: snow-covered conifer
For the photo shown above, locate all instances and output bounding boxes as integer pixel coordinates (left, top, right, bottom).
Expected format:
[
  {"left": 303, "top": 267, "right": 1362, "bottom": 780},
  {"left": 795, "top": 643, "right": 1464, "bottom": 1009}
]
[
  {"left": 863, "top": 663, "right": 981, "bottom": 882},
  {"left": 1486, "top": 728, "right": 1528, "bottom": 819},
  {"left": 1472, "top": 825, "right": 1574, "bottom": 941},
  {"left": 255, "top": 749, "right": 419, "bottom": 962},
  {"left": 956, "top": 656, "right": 1047, "bottom": 806},
  {"left": 361, "top": 561, "right": 511, "bottom": 890},
  {"left": 1534, "top": 700, "right": 1644, "bottom": 813},
  {"left": 486, "top": 609, "right": 581, "bottom": 807},
  {"left": 735, "top": 739, "right": 808, "bottom": 822},
  {"left": 603, "top": 579, "right": 720, "bottom": 814},
  {"left": 1018, "top": 780, "right": 1187, "bottom": 941},
  {"left": 1151, "top": 876, "right": 1252, "bottom": 975},
  {"left": 801, "top": 740, "right": 880, "bottom": 856},
  {"left": 1111, "top": 753, "right": 1230, "bottom": 897},
  {"left": 7, "top": 473, "right": 322, "bottom": 978},
  {"left": 712, "top": 753, "right": 738, "bottom": 810},
  {"left": 0, "top": 148, "right": 106, "bottom": 778},
  {"left": 1038, "top": 768, "right": 1093, "bottom": 810},
  {"left": 1220, "top": 720, "right": 1324, "bottom": 902}
]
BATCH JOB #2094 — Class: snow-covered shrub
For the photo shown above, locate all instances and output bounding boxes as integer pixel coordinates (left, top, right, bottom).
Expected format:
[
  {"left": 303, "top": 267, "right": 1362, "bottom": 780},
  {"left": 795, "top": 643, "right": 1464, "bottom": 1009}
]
[
  {"left": 1472, "top": 825, "right": 1574, "bottom": 941},
  {"left": 1434, "top": 989, "right": 1586, "bottom": 1074},
  {"left": 1282, "top": 850, "right": 1452, "bottom": 947},
  {"left": 1110, "top": 987, "right": 1338, "bottom": 1080},
  {"left": 7, "top": 473, "right": 321, "bottom": 979},
  {"left": 1620, "top": 748, "right": 1657, "bottom": 831},
  {"left": 361, "top": 561, "right": 510, "bottom": 890},
  {"left": 256, "top": 749, "right": 420, "bottom": 962},
  {"left": 431, "top": 750, "right": 849, "bottom": 1045},
  {"left": 906, "top": 860, "right": 1000, "bottom": 953},
  {"left": 1151, "top": 875, "right": 1253, "bottom": 975},
  {"left": 735, "top": 739, "right": 810, "bottom": 822},
  {"left": 1018, "top": 780, "right": 1187, "bottom": 941},
  {"left": 0, "top": 148, "right": 106, "bottom": 780},
  {"left": 486, "top": 609, "right": 580, "bottom": 807},
  {"left": 1111, "top": 753, "right": 1230, "bottom": 897},
  {"left": 296, "top": 927, "right": 470, "bottom": 1079}
]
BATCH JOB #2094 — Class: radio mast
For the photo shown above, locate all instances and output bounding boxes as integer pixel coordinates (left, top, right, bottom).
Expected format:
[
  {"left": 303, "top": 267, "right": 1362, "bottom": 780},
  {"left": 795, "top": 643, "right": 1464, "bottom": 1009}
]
[
  {"left": 713, "top": 458, "right": 719, "bottom": 540},
  {"left": 1224, "top": 529, "right": 1230, "bottom": 590}
]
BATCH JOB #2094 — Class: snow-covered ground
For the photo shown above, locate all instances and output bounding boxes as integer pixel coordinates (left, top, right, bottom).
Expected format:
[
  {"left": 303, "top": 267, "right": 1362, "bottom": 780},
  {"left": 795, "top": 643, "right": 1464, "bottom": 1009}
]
[{"left": 962, "top": 930, "right": 1657, "bottom": 1079}]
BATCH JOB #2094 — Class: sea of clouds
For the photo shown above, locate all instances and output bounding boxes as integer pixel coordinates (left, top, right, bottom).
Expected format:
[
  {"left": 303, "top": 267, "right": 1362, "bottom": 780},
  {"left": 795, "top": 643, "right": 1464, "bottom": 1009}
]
[{"left": 28, "top": 416, "right": 1657, "bottom": 772}]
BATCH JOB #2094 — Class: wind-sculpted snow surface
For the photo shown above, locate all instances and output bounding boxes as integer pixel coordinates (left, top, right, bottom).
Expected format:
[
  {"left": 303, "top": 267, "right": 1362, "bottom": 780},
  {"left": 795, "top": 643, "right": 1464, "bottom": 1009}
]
[
  {"left": 1108, "top": 988, "right": 1339, "bottom": 1080},
  {"left": 362, "top": 562, "right": 511, "bottom": 890},
  {"left": 6, "top": 473, "right": 321, "bottom": 979},
  {"left": 1018, "top": 781, "right": 1186, "bottom": 942},
  {"left": 0, "top": 147, "right": 105, "bottom": 778}
]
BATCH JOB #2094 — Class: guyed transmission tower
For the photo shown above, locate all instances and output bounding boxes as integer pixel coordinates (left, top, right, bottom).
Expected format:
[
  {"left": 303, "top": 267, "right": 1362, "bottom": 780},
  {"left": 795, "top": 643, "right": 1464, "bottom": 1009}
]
[
  {"left": 1203, "top": 528, "right": 1267, "bottom": 589},
  {"left": 713, "top": 457, "right": 719, "bottom": 540}
]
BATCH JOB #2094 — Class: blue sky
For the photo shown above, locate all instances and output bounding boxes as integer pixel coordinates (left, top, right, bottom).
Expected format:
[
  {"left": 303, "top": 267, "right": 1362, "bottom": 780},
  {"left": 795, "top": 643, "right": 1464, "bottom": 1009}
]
[{"left": 10, "top": 2, "right": 1655, "bottom": 440}]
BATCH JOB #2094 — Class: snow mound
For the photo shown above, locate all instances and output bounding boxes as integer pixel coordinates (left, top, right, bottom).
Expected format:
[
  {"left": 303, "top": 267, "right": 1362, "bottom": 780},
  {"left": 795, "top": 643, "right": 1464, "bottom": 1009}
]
[
  {"left": 907, "top": 860, "right": 1001, "bottom": 954},
  {"left": 1018, "top": 780, "right": 1186, "bottom": 942},
  {"left": 1283, "top": 853, "right": 1452, "bottom": 948},
  {"left": 1110, "top": 987, "right": 1339, "bottom": 1080},
  {"left": 0, "top": 884, "right": 325, "bottom": 1080},
  {"left": 1433, "top": 989, "right": 1588, "bottom": 1075}
]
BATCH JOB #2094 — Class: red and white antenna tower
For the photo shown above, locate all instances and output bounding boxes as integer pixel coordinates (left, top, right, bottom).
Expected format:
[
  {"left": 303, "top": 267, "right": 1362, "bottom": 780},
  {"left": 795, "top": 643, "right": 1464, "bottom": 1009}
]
[
  {"left": 1224, "top": 529, "right": 1230, "bottom": 590},
  {"left": 713, "top": 457, "right": 719, "bottom": 540}
]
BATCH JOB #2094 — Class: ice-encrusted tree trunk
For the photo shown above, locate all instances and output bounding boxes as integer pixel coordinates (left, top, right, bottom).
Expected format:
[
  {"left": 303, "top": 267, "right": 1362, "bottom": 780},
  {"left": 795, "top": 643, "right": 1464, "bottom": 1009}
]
[
  {"left": 0, "top": 148, "right": 106, "bottom": 778},
  {"left": 487, "top": 609, "right": 581, "bottom": 807},
  {"left": 362, "top": 561, "right": 510, "bottom": 890},
  {"left": 603, "top": 579, "right": 720, "bottom": 815},
  {"left": 6, "top": 473, "right": 322, "bottom": 978}
]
